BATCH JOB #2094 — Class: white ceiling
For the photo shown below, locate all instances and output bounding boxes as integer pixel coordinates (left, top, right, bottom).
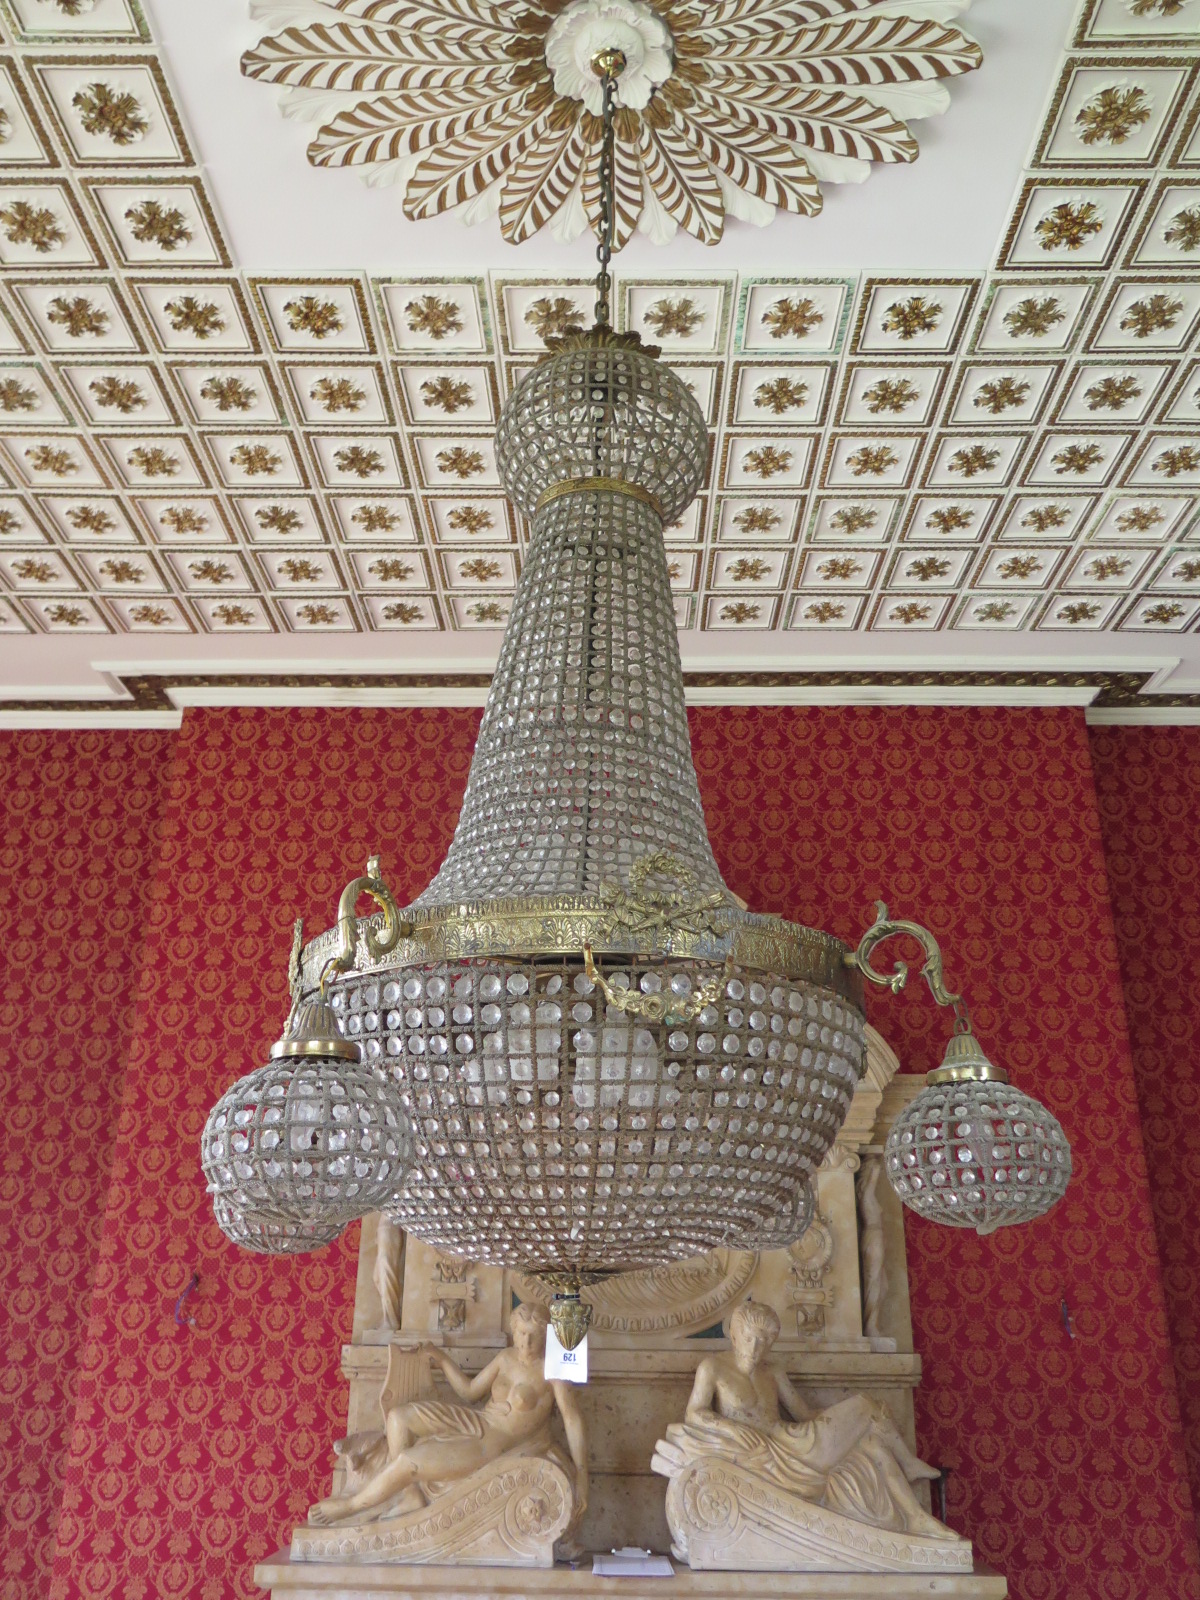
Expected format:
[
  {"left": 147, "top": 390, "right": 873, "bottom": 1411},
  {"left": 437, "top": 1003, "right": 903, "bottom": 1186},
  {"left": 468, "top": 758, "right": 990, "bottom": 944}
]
[
  {"left": 147, "top": 0, "right": 1077, "bottom": 278},
  {"left": 2, "top": 0, "right": 1200, "bottom": 714}
]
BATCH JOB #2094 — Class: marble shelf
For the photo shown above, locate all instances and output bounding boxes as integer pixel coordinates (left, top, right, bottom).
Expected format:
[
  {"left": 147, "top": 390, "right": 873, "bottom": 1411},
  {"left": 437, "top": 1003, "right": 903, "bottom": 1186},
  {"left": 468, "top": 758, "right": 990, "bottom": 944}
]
[{"left": 255, "top": 1551, "right": 1008, "bottom": 1600}]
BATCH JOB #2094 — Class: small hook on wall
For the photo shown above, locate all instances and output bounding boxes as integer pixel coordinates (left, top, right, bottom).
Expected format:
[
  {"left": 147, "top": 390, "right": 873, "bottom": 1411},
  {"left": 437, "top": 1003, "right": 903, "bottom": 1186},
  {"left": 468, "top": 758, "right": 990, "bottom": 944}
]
[
  {"left": 1060, "top": 1297, "right": 1076, "bottom": 1341},
  {"left": 934, "top": 1467, "right": 952, "bottom": 1525},
  {"left": 175, "top": 1269, "right": 200, "bottom": 1328}
]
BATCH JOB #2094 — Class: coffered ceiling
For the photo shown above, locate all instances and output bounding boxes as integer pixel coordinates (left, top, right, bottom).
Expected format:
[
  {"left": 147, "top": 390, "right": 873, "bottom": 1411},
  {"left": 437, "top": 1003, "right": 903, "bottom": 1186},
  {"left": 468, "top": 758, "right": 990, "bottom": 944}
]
[{"left": 3, "top": 0, "right": 1200, "bottom": 716}]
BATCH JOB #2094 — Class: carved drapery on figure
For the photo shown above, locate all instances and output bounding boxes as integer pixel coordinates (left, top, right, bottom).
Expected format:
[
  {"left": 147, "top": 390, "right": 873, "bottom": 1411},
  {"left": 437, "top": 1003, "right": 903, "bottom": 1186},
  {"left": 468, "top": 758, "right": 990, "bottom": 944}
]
[
  {"left": 373, "top": 1215, "right": 404, "bottom": 1333},
  {"left": 651, "top": 1301, "right": 970, "bottom": 1573}
]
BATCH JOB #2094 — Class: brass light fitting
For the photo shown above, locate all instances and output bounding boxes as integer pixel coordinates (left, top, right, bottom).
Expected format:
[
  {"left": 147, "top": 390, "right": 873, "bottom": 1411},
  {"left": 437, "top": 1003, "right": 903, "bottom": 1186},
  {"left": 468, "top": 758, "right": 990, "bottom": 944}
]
[{"left": 590, "top": 46, "right": 627, "bottom": 79}]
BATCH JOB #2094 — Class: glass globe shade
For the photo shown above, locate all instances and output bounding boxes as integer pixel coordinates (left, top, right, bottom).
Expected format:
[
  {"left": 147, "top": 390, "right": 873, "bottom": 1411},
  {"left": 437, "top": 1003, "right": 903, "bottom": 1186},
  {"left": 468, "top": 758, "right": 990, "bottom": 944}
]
[
  {"left": 201, "top": 996, "right": 413, "bottom": 1252},
  {"left": 885, "top": 1074, "right": 1071, "bottom": 1236}
]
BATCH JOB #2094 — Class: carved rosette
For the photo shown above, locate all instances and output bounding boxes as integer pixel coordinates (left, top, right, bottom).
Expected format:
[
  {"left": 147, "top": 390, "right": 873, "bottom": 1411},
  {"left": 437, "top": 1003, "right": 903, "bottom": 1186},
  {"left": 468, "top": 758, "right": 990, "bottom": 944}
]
[{"left": 242, "top": 0, "right": 983, "bottom": 246}]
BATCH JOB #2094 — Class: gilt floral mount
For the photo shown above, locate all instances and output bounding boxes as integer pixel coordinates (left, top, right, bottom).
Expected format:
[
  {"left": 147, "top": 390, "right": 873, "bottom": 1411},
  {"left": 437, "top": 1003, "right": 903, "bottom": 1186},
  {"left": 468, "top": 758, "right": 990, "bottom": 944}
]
[{"left": 242, "top": 0, "right": 983, "bottom": 246}]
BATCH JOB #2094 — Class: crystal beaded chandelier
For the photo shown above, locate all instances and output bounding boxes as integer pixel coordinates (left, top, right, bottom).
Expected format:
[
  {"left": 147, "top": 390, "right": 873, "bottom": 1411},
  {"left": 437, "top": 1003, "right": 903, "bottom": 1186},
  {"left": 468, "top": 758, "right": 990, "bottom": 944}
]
[{"left": 202, "top": 49, "right": 1070, "bottom": 1343}]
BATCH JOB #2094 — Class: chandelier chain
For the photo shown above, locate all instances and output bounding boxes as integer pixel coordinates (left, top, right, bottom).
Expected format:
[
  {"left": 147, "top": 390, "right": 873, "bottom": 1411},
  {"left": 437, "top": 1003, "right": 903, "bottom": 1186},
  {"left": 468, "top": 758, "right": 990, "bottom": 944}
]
[{"left": 594, "top": 66, "right": 618, "bottom": 328}]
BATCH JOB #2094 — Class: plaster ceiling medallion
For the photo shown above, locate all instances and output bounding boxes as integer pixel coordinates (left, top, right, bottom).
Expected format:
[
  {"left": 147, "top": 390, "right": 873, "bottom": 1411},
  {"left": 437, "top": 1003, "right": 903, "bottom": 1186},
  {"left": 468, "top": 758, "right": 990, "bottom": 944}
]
[{"left": 241, "top": 0, "right": 984, "bottom": 246}]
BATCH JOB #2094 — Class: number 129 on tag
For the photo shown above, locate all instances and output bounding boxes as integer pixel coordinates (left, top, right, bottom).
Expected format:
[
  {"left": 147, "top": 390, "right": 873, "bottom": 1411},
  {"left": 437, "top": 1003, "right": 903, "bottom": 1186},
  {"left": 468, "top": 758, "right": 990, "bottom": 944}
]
[{"left": 544, "top": 1327, "right": 588, "bottom": 1384}]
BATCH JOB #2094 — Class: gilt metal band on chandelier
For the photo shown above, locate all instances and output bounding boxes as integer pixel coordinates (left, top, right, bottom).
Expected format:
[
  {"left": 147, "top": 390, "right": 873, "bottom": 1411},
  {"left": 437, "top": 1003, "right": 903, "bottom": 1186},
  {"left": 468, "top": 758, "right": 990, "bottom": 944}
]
[
  {"left": 535, "top": 475, "right": 665, "bottom": 521},
  {"left": 297, "top": 897, "right": 865, "bottom": 1005}
]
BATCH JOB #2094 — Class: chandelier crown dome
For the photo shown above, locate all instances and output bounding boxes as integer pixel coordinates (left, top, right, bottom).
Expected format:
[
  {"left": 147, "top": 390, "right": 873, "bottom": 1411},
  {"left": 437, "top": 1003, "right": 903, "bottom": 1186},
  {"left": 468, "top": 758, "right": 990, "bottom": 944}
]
[{"left": 494, "top": 336, "right": 708, "bottom": 525}]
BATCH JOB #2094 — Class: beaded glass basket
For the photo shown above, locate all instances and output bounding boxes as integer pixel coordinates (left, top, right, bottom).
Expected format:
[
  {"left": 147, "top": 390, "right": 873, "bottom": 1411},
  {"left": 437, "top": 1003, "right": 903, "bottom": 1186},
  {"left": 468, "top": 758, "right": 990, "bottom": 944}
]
[{"left": 332, "top": 955, "right": 863, "bottom": 1275}]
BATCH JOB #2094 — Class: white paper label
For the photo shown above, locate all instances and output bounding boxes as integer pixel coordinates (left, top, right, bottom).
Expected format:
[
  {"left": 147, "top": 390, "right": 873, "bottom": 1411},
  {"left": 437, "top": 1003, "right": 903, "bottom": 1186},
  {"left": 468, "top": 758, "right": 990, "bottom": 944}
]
[
  {"left": 592, "top": 1550, "right": 675, "bottom": 1578},
  {"left": 544, "top": 1327, "right": 588, "bottom": 1383}
]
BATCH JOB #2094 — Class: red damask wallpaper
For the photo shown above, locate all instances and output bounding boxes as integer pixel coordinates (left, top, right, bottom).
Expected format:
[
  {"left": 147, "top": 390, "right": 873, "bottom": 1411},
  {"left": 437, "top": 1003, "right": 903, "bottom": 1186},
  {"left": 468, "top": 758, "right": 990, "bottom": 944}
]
[
  {"left": 0, "top": 730, "right": 173, "bottom": 1600},
  {"left": 31, "top": 707, "right": 1200, "bottom": 1600},
  {"left": 47, "top": 708, "right": 480, "bottom": 1600},
  {"left": 693, "top": 707, "right": 1200, "bottom": 1600},
  {"left": 1090, "top": 725, "right": 1200, "bottom": 1527}
]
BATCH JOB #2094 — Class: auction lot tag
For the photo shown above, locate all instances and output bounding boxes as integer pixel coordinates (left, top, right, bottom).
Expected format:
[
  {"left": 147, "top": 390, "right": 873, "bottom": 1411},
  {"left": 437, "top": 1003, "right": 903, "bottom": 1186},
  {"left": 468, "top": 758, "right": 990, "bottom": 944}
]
[{"left": 544, "top": 1327, "right": 588, "bottom": 1383}]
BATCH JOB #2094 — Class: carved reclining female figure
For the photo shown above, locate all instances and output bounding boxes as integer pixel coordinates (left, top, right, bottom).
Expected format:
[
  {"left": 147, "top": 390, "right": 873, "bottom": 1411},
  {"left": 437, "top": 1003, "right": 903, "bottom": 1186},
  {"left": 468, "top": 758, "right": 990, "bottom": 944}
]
[
  {"left": 653, "top": 1299, "right": 958, "bottom": 1561},
  {"left": 309, "top": 1301, "right": 587, "bottom": 1529}
]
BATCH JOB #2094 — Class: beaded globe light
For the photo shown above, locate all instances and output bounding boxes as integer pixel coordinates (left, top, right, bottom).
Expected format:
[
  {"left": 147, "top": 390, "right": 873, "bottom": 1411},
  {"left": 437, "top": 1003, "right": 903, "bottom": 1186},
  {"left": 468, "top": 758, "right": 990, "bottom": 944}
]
[
  {"left": 201, "top": 984, "right": 414, "bottom": 1245},
  {"left": 211, "top": 1197, "right": 341, "bottom": 1256},
  {"left": 885, "top": 1035, "right": 1072, "bottom": 1236},
  {"left": 855, "top": 907, "right": 1071, "bottom": 1236}
]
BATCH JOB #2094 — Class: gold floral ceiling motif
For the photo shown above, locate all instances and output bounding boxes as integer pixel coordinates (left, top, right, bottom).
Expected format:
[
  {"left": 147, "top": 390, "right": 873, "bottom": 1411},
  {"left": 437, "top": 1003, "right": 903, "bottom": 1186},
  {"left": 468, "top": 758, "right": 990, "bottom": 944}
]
[
  {"left": 241, "top": 0, "right": 983, "bottom": 245},
  {"left": 0, "top": 0, "right": 1199, "bottom": 657}
]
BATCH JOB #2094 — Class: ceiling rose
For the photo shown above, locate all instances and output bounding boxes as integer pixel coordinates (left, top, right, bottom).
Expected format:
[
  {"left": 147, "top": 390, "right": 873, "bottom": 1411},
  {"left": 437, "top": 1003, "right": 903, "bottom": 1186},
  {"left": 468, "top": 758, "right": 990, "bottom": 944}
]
[
  {"left": 546, "top": 0, "right": 674, "bottom": 114},
  {"left": 242, "top": 0, "right": 984, "bottom": 246}
]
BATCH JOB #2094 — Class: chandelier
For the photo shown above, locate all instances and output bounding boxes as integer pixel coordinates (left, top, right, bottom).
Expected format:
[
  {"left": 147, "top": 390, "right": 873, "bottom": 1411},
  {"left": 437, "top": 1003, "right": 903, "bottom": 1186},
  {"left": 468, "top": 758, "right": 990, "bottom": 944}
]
[{"left": 202, "top": 50, "right": 1070, "bottom": 1346}]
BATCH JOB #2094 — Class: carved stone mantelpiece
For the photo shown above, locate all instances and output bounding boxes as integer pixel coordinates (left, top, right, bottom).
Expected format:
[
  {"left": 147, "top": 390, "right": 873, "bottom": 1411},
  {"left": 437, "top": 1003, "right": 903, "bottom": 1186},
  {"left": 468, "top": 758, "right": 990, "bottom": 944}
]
[
  {"left": 264, "top": 1029, "right": 1000, "bottom": 1593},
  {"left": 255, "top": 1557, "right": 1008, "bottom": 1599}
]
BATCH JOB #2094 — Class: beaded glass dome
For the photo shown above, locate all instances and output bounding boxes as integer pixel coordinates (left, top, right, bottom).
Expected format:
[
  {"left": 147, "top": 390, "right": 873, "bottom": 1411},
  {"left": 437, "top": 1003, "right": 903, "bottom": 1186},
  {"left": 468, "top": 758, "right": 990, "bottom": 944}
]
[
  {"left": 333, "top": 958, "right": 860, "bottom": 1274},
  {"left": 493, "top": 335, "right": 709, "bottom": 528},
  {"left": 884, "top": 1078, "right": 1072, "bottom": 1236}
]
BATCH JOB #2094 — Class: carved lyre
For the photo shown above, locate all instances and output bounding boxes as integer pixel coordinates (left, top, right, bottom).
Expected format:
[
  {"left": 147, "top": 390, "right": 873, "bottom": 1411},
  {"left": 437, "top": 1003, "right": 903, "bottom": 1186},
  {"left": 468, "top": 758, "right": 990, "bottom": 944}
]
[{"left": 379, "top": 1345, "right": 434, "bottom": 1428}]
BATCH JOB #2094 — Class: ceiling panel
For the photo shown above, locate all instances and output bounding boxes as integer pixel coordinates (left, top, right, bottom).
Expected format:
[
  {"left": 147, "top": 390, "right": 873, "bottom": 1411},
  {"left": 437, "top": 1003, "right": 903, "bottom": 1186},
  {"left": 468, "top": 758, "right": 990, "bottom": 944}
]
[{"left": 0, "top": 0, "right": 1194, "bottom": 677}]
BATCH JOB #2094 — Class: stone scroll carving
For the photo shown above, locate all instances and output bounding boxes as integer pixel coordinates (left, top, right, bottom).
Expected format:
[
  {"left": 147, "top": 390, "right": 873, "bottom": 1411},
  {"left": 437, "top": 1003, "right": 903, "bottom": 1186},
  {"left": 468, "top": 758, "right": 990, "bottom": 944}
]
[
  {"left": 660, "top": 1459, "right": 973, "bottom": 1574},
  {"left": 295, "top": 1302, "right": 587, "bottom": 1569},
  {"left": 292, "top": 1455, "right": 576, "bottom": 1569},
  {"left": 651, "top": 1300, "right": 971, "bottom": 1574}
]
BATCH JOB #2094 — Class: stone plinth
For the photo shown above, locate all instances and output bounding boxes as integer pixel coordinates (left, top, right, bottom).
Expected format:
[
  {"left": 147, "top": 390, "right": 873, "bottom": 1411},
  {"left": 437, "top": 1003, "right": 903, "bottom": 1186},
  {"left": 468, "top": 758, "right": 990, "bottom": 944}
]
[{"left": 254, "top": 1552, "right": 1008, "bottom": 1600}]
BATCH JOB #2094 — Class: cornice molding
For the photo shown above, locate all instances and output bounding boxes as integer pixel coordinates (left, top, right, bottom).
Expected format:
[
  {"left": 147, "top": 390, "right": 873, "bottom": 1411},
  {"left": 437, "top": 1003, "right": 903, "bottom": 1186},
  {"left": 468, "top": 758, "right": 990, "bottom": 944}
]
[{"left": 8, "top": 665, "right": 1200, "bottom": 723}]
